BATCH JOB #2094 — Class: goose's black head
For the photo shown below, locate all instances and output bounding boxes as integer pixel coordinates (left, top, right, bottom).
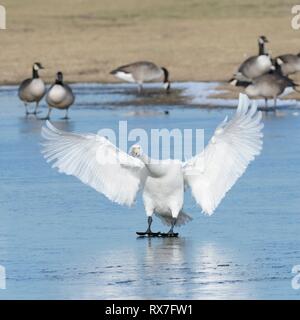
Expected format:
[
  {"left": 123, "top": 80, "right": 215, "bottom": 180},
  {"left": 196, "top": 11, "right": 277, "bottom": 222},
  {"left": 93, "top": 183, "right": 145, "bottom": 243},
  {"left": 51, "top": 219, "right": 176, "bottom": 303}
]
[
  {"left": 258, "top": 35, "right": 268, "bottom": 44},
  {"left": 55, "top": 71, "right": 64, "bottom": 85},
  {"left": 33, "top": 62, "right": 44, "bottom": 70},
  {"left": 228, "top": 78, "right": 251, "bottom": 88},
  {"left": 258, "top": 35, "right": 269, "bottom": 55},
  {"left": 161, "top": 67, "right": 171, "bottom": 93},
  {"left": 271, "top": 59, "right": 285, "bottom": 75},
  {"left": 32, "top": 62, "right": 44, "bottom": 78}
]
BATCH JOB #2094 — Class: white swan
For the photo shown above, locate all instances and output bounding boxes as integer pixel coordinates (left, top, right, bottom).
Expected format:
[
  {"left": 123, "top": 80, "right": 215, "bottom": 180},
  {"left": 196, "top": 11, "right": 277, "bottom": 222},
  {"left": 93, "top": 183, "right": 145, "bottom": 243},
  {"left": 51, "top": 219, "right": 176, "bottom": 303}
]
[{"left": 41, "top": 94, "right": 263, "bottom": 237}]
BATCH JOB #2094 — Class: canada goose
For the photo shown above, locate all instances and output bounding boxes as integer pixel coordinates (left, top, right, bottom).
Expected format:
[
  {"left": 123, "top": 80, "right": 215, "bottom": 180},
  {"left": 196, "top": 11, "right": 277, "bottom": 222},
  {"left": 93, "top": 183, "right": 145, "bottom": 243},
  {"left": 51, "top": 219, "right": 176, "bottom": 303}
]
[
  {"left": 230, "top": 71, "right": 299, "bottom": 108},
  {"left": 44, "top": 72, "right": 75, "bottom": 120},
  {"left": 110, "top": 61, "right": 171, "bottom": 93},
  {"left": 18, "top": 62, "right": 46, "bottom": 115},
  {"left": 234, "top": 36, "right": 273, "bottom": 81},
  {"left": 275, "top": 53, "right": 300, "bottom": 75},
  {"left": 41, "top": 94, "right": 263, "bottom": 236}
]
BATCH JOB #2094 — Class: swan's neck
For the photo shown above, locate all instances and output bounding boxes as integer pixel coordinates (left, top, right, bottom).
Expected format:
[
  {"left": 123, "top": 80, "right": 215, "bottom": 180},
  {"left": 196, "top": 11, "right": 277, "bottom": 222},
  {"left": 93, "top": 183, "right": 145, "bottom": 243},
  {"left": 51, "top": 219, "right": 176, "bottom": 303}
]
[{"left": 139, "top": 154, "right": 165, "bottom": 177}]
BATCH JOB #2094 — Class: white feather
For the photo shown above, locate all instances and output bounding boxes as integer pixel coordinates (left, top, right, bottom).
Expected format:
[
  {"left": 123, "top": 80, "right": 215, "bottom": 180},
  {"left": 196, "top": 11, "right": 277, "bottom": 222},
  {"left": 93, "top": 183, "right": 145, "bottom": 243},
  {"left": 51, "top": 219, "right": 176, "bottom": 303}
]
[
  {"left": 41, "top": 121, "right": 145, "bottom": 206},
  {"left": 183, "top": 93, "right": 263, "bottom": 215}
]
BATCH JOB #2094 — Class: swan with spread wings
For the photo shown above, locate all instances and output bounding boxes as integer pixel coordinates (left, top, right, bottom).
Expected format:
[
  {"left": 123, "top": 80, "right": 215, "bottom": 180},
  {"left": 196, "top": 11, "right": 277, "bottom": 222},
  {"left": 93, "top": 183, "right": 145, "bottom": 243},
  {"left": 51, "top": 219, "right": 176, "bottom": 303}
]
[{"left": 41, "top": 94, "right": 263, "bottom": 237}]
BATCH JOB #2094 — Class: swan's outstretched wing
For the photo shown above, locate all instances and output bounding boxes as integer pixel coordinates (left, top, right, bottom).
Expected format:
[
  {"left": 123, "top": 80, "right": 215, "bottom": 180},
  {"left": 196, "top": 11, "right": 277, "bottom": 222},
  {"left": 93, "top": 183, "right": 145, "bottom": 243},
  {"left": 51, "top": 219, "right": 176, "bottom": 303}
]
[
  {"left": 183, "top": 94, "right": 263, "bottom": 215},
  {"left": 41, "top": 121, "right": 146, "bottom": 206}
]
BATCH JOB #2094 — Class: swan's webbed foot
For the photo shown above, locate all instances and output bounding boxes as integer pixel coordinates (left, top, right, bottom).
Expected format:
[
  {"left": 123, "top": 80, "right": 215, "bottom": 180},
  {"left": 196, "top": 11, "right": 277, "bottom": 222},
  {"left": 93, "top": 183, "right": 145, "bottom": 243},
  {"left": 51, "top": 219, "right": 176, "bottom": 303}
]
[
  {"left": 160, "top": 232, "right": 179, "bottom": 237},
  {"left": 136, "top": 231, "right": 161, "bottom": 237}
]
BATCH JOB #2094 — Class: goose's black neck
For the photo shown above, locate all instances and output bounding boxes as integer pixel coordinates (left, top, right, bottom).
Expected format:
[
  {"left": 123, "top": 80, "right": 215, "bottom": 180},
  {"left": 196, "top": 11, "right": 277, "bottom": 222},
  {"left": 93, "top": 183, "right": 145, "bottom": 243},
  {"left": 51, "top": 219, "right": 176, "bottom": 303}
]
[
  {"left": 258, "top": 41, "right": 266, "bottom": 55},
  {"left": 32, "top": 68, "right": 39, "bottom": 79},
  {"left": 161, "top": 67, "right": 169, "bottom": 83},
  {"left": 55, "top": 79, "right": 63, "bottom": 85},
  {"left": 55, "top": 72, "right": 64, "bottom": 85}
]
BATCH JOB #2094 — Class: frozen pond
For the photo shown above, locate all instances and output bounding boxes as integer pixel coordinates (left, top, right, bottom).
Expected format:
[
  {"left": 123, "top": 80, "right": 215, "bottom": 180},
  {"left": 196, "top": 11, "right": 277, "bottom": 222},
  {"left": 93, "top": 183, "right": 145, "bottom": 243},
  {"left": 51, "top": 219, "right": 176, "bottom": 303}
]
[{"left": 0, "top": 82, "right": 300, "bottom": 299}]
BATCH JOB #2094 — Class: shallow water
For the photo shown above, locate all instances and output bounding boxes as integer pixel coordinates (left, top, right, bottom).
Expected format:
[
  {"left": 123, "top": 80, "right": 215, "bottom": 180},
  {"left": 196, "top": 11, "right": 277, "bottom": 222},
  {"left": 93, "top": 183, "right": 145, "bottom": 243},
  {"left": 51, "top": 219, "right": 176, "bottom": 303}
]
[{"left": 0, "top": 82, "right": 300, "bottom": 299}]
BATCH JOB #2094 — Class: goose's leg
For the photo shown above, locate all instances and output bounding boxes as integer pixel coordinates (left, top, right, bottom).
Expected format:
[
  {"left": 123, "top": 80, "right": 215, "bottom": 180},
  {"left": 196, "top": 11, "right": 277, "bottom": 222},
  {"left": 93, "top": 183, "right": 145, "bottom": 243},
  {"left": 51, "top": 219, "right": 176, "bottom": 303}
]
[
  {"left": 39, "top": 107, "right": 52, "bottom": 120},
  {"left": 33, "top": 101, "right": 39, "bottom": 115},
  {"left": 24, "top": 103, "right": 30, "bottom": 115},
  {"left": 45, "top": 107, "right": 52, "bottom": 120},
  {"left": 273, "top": 96, "right": 278, "bottom": 113},
  {"left": 62, "top": 108, "right": 69, "bottom": 120},
  {"left": 137, "top": 83, "right": 143, "bottom": 94},
  {"left": 264, "top": 98, "right": 268, "bottom": 109}
]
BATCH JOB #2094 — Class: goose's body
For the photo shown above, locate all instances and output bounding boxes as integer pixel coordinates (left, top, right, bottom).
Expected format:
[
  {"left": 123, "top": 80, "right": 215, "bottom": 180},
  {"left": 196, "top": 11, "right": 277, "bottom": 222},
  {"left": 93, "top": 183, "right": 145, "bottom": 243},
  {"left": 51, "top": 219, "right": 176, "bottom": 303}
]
[
  {"left": 237, "top": 55, "right": 272, "bottom": 81},
  {"left": 231, "top": 71, "right": 297, "bottom": 108},
  {"left": 45, "top": 72, "right": 75, "bottom": 119},
  {"left": 18, "top": 62, "right": 46, "bottom": 114},
  {"left": 275, "top": 53, "right": 300, "bottom": 75},
  {"left": 110, "top": 61, "right": 170, "bottom": 93},
  {"left": 41, "top": 94, "right": 263, "bottom": 236},
  {"left": 234, "top": 36, "right": 272, "bottom": 81}
]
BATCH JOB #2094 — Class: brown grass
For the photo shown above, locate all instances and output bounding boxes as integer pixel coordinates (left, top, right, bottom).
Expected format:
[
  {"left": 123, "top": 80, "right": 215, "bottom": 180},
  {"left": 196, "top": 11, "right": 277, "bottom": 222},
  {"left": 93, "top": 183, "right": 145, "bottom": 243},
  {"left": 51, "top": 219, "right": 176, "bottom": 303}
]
[{"left": 1, "top": 0, "right": 300, "bottom": 92}]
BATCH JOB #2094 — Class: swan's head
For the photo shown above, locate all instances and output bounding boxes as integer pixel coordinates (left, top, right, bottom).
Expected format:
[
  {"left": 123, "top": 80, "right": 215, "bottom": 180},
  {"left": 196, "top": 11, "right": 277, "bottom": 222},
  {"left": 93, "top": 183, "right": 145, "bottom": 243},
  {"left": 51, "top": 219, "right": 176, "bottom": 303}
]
[
  {"left": 130, "top": 144, "right": 142, "bottom": 157},
  {"left": 258, "top": 35, "right": 268, "bottom": 44},
  {"left": 33, "top": 62, "right": 44, "bottom": 71}
]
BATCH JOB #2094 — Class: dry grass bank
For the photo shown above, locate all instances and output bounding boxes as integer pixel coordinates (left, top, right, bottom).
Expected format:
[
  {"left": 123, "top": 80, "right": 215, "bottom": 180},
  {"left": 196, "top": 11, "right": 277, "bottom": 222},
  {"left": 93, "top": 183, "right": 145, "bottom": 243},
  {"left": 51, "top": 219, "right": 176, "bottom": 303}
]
[{"left": 1, "top": 0, "right": 300, "bottom": 94}]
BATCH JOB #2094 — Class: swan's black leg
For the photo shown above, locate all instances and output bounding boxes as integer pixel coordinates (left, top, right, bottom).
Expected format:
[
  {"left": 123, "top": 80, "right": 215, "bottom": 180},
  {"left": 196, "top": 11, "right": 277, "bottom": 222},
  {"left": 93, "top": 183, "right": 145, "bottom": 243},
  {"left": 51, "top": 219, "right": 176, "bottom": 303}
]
[
  {"left": 136, "top": 216, "right": 160, "bottom": 237},
  {"left": 160, "top": 218, "right": 178, "bottom": 237},
  {"left": 146, "top": 216, "right": 153, "bottom": 233},
  {"left": 168, "top": 218, "right": 177, "bottom": 234}
]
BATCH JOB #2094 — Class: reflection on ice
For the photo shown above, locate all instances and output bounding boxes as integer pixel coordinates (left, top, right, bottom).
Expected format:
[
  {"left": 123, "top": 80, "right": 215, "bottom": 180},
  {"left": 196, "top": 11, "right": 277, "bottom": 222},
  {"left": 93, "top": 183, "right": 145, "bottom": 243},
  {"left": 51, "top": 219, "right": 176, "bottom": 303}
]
[{"left": 77, "top": 238, "right": 255, "bottom": 300}]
